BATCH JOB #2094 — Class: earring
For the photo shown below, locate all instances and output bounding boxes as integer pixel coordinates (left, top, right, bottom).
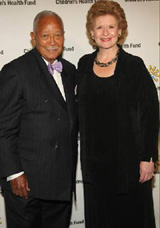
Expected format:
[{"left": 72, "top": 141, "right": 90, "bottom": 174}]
[
  {"left": 118, "top": 34, "right": 121, "bottom": 38},
  {"left": 91, "top": 35, "right": 95, "bottom": 41}
]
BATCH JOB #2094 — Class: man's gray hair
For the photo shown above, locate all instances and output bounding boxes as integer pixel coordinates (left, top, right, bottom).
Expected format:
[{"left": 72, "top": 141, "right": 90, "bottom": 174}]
[{"left": 33, "top": 10, "right": 64, "bottom": 33}]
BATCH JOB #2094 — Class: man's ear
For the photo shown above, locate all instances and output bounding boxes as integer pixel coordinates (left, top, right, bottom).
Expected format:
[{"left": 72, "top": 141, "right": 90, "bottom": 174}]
[{"left": 30, "top": 32, "right": 36, "bottom": 47}]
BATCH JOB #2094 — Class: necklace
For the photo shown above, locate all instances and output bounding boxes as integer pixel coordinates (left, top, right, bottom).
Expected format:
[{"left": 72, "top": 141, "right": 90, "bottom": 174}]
[{"left": 95, "top": 48, "right": 119, "bottom": 67}]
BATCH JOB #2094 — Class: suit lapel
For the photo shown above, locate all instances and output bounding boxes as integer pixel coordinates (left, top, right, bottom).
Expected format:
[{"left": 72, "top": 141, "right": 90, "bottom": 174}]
[
  {"left": 61, "top": 59, "right": 76, "bottom": 126},
  {"left": 32, "top": 48, "right": 67, "bottom": 110}
]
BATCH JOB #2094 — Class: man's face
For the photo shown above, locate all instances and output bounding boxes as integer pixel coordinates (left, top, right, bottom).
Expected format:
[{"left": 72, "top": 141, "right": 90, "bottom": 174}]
[{"left": 31, "top": 15, "right": 64, "bottom": 63}]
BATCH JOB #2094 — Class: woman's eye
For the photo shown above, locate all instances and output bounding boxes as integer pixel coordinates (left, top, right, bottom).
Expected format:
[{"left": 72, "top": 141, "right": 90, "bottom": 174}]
[{"left": 96, "top": 26, "right": 102, "bottom": 30}]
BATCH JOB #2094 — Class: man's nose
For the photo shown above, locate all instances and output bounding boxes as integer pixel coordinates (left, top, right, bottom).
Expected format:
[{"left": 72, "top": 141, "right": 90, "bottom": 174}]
[{"left": 49, "top": 36, "right": 56, "bottom": 44}]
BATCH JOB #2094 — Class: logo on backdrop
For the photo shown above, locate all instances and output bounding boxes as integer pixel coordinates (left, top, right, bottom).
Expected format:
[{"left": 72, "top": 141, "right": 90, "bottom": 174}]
[
  {"left": 123, "top": 43, "right": 141, "bottom": 49},
  {"left": 148, "top": 65, "right": 159, "bottom": 83},
  {"left": 23, "top": 47, "right": 75, "bottom": 53},
  {"left": 0, "top": 0, "right": 36, "bottom": 6},
  {"left": 56, "top": 0, "right": 97, "bottom": 4},
  {"left": 76, "top": 179, "right": 83, "bottom": 184},
  {"left": 64, "top": 46, "right": 74, "bottom": 52},
  {"left": 148, "top": 65, "right": 159, "bottom": 91},
  {"left": 0, "top": 50, "right": 4, "bottom": 55},
  {"left": 70, "top": 220, "right": 84, "bottom": 226},
  {"left": 24, "top": 48, "right": 32, "bottom": 53},
  {"left": 124, "top": 0, "right": 158, "bottom": 2}
]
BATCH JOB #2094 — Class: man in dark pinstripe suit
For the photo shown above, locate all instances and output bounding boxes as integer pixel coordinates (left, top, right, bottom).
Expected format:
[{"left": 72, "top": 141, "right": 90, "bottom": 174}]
[{"left": 0, "top": 10, "right": 78, "bottom": 228}]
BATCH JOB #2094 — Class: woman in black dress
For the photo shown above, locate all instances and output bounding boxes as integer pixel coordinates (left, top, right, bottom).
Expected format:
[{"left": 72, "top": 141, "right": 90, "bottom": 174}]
[{"left": 77, "top": 1, "right": 159, "bottom": 227}]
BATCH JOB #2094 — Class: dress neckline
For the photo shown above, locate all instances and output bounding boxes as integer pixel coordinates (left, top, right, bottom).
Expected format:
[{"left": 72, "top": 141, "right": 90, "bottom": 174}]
[{"left": 92, "top": 71, "right": 115, "bottom": 79}]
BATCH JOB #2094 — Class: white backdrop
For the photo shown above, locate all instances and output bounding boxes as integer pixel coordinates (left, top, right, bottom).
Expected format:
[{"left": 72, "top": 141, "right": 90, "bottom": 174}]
[{"left": 0, "top": 0, "right": 159, "bottom": 227}]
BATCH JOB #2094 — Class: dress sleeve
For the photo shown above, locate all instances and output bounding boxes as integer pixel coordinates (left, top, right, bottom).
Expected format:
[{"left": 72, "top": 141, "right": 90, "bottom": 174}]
[{"left": 138, "top": 59, "right": 159, "bottom": 162}]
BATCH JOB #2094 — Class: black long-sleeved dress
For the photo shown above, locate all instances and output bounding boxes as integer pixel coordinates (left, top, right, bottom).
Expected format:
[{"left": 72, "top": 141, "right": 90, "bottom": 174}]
[{"left": 77, "top": 46, "right": 158, "bottom": 228}]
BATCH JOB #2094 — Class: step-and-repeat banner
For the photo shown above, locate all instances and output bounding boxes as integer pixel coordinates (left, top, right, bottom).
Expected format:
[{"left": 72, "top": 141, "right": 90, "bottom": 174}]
[{"left": 0, "top": 0, "right": 159, "bottom": 227}]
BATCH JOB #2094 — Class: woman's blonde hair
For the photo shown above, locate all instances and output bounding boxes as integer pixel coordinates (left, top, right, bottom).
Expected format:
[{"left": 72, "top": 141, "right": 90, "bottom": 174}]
[{"left": 86, "top": 0, "right": 128, "bottom": 47}]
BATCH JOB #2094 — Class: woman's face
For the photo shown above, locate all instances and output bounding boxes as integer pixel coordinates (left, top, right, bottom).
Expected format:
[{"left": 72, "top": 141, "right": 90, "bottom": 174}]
[{"left": 90, "top": 14, "right": 121, "bottom": 50}]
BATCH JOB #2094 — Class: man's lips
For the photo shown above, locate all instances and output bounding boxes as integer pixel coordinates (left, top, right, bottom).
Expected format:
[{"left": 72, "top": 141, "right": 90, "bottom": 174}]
[{"left": 46, "top": 47, "right": 59, "bottom": 52}]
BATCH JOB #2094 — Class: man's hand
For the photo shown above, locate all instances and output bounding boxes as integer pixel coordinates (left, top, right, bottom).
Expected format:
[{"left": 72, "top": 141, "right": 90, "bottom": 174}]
[
  {"left": 10, "top": 174, "right": 30, "bottom": 199},
  {"left": 139, "top": 161, "right": 154, "bottom": 183}
]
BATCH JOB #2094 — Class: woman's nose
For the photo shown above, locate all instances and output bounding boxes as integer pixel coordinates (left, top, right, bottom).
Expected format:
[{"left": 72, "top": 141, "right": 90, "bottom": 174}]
[{"left": 103, "top": 27, "right": 109, "bottom": 35}]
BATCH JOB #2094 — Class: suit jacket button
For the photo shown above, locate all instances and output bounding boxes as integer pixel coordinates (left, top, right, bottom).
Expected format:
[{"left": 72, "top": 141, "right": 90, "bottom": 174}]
[
  {"left": 55, "top": 144, "right": 58, "bottom": 150},
  {"left": 44, "top": 99, "right": 48, "bottom": 103}
]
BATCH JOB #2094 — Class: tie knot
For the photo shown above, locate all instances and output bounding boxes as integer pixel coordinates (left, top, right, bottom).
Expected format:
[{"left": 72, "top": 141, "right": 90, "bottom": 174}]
[{"left": 48, "top": 61, "right": 63, "bottom": 75}]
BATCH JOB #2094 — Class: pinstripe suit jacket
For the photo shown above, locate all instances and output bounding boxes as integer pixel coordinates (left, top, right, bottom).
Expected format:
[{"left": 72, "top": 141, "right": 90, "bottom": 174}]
[{"left": 0, "top": 48, "right": 78, "bottom": 200}]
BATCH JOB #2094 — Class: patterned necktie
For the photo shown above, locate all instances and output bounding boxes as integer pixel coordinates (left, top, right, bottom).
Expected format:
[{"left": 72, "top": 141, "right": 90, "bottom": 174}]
[{"left": 48, "top": 61, "right": 63, "bottom": 75}]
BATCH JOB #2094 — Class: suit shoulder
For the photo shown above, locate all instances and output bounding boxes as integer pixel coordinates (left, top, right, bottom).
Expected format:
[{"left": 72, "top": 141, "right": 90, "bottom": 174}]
[{"left": 2, "top": 50, "right": 34, "bottom": 71}]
